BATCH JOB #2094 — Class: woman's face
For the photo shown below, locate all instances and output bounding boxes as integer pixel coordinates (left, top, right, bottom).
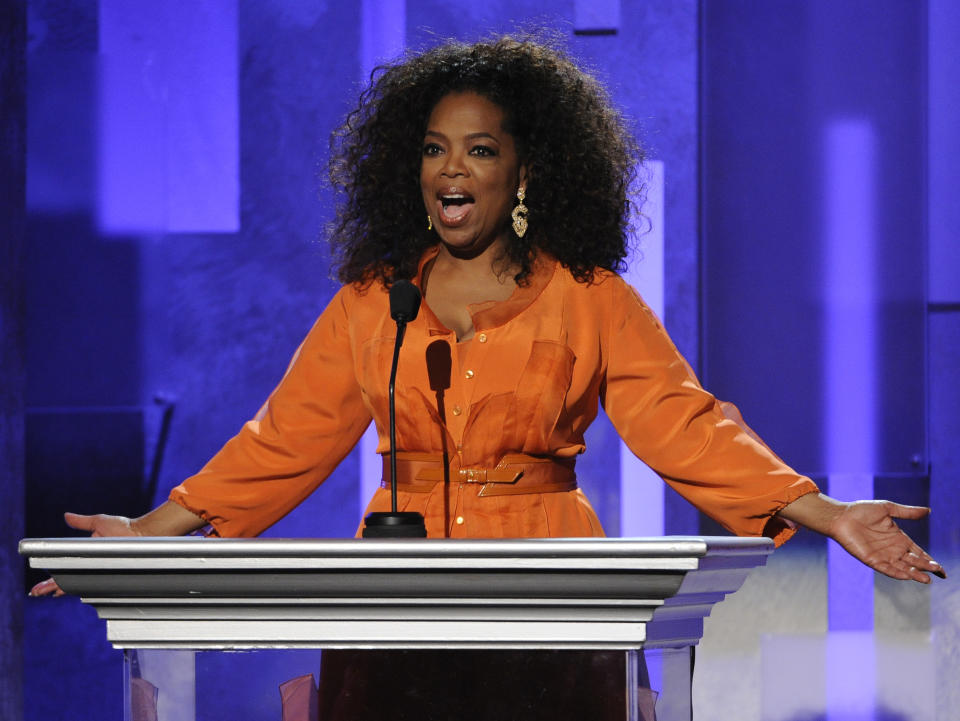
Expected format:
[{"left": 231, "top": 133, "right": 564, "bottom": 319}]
[{"left": 420, "top": 92, "right": 527, "bottom": 257}]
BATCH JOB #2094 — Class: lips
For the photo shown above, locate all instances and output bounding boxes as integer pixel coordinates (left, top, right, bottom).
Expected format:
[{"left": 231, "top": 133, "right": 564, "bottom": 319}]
[{"left": 436, "top": 188, "right": 475, "bottom": 226}]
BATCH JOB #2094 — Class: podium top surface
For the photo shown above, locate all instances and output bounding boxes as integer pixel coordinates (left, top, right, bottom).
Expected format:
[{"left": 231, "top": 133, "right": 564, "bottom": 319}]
[{"left": 21, "top": 535, "right": 772, "bottom": 569}]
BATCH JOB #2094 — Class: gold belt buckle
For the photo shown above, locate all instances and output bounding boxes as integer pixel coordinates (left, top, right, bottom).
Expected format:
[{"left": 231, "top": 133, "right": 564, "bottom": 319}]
[{"left": 458, "top": 468, "right": 488, "bottom": 483}]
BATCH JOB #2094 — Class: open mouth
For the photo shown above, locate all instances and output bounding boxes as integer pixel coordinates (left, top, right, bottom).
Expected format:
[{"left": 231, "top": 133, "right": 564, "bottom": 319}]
[{"left": 436, "top": 191, "right": 475, "bottom": 225}]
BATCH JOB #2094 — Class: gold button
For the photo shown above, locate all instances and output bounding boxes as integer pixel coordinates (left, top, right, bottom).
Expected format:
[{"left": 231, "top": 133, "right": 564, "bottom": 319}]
[
  {"left": 465, "top": 369, "right": 474, "bottom": 379},
  {"left": 455, "top": 516, "right": 465, "bottom": 525},
  {"left": 452, "top": 405, "right": 462, "bottom": 416},
  {"left": 477, "top": 333, "right": 487, "bottom": 343}
]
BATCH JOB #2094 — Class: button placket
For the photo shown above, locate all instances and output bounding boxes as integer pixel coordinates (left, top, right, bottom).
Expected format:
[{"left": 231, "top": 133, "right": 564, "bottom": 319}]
[
  {"left": 450, "top": 484, "right": 466, "bottom": 537},
  {"left": 457, "top": 328, "right": 490, "bottom": 417},
  {"left": 445, "top": 336, "right": 469, "bottom": 444}
]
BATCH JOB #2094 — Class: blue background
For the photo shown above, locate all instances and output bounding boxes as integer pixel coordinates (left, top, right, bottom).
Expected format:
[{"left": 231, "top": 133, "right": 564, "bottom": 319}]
[{"left": 2, "top": 1, "right": 958, "bottom": 719}]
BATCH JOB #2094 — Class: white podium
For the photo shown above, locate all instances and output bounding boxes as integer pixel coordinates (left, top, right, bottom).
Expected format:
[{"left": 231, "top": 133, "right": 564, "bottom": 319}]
[{"left": 21, "top": 536, "right": 773, "bottom": 720}]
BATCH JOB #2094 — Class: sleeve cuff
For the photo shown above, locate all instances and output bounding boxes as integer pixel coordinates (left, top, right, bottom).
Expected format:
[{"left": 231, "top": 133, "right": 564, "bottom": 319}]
[
  {"left": 757, "top": 479, "right": 821, "bottom": 547},
  {"left": 168, "top": 489, "right": 226, "bottom": 538}
]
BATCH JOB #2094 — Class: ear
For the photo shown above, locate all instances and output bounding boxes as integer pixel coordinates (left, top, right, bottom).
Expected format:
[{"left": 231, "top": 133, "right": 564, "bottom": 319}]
[{"left": 518, "top": 163, "right": 530, "bottom": 191}]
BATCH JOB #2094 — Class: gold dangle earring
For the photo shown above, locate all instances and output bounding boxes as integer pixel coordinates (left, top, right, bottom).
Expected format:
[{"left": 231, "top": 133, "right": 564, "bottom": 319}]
[
  {"left": 427, "top": 214, "right": 433, "bottom": 231},
  {"left": 511, "top": 186, "right": 528, "bottom": 238}
]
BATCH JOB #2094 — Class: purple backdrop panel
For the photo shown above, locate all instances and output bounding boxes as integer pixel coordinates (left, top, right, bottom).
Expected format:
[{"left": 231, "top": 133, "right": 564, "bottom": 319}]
[
  {"left": 620, "top": 160, "right": 665, "bottom": 538},
  {"left": 823, "top": 120, "right": 876, "bottom": 633},
  {"left": 25, "top": 51, "right": 98, "bottom": 213},
  {"left": 823, "top": 119, "right": 876, "bottom": 475},
  {"left": 98, "top": 0, "right": 238, "bottom": 234},
  {"left": 361, "top": 0, "right": 405, "bottom": 82},
  {"left": 574, "top": 0, "right": 620, "bottom": 33},
  {"left": 928, "top": 0, "right": 960, "bottom": 304}
]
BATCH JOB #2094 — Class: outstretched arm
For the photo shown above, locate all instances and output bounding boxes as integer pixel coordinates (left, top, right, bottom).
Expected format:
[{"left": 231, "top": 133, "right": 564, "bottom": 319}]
[
  {"left": 778, "top": 492, "right": 946, "bottom": 584},
  {"left": 28, "top": 502, "right": 207, "bottom": 597}
]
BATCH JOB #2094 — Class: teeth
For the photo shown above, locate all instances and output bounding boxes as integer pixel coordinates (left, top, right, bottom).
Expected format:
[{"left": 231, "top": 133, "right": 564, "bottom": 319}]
[{"left": 440, "top": 193, "right": 473, "bottom": 208}]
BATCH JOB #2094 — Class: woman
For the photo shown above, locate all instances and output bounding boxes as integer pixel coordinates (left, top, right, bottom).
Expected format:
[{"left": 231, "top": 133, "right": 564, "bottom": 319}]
[{"left": 32, "top": 33, "right": 942, "bottom": 719}]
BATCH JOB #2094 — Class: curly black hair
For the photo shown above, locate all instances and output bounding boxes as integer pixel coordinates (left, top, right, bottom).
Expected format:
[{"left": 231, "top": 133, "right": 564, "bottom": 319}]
[{"left": 328, "top": 34, "right": 642, "bottom": 286}]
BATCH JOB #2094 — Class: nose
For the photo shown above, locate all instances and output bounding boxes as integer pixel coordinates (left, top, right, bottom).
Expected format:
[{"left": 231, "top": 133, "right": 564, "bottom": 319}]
[{"left": 440, "top": 149, "right": 467, "bottom": 178}]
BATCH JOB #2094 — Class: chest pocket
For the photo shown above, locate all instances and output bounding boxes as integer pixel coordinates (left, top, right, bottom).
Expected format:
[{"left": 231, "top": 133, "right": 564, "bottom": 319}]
[{"left": 465, "top": 339, "right": 576, "bottom": 458}]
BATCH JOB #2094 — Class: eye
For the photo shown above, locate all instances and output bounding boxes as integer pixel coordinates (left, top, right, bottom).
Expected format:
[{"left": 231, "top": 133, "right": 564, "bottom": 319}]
[
  {"left": 422, "top": 142, "right": 443, "bottom": 156},
  {"left": 470, "top": 145, "right": 497, "bottom": 157}
]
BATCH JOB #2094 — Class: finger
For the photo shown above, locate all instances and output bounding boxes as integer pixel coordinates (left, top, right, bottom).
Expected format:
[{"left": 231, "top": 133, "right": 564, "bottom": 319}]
[
  {"left": 908, "top": 566, "right": 933, "bottom": 584},
  {"left": 886, "top": 553, "right": 941, "bottom": 584},
  {"left": 883, "top": 502, "right": 930, "bottom": 520},
  {"left": 916, "top": 554, "right": 947, "bottom": 579},
  {"left": 28, "top": 579, "right": 51, "bottom": 596},
  {"left": 872, "top": 559, "right": 915, "bottom": 582},
  {"left": 906, "top": 550, "right": 945, "bottom": 574},
  {"left": 64, "top": 512, "right": 97, "bottom": 531},
  {"left": 28, "top": 578, "right": 62, "bottom": 597},
  {"left": 884, "top": 557, "right": 932, "bottom": 584},
  {"left": 901, "top": 540, "right": 947, "bottom": 579},
  {"left": 901, "top": 557, "right": 937, "bottom": 583}
]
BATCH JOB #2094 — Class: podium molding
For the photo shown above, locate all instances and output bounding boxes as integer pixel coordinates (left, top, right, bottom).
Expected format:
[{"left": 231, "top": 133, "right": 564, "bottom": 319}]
[{"left": 21, "top": 536, "right": 772, "bottom": 651}]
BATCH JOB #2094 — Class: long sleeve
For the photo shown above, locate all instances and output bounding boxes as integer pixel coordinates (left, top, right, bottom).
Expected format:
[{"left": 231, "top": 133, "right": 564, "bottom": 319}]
[
  {"left": 168, "top": 250, "right": 818, "bottom": 543},
  {"left": 599, "top": 275, "right": 817, "bottom": 545},
  {"left": 168, "top": 287, "right": 372, "bottom": 537}
]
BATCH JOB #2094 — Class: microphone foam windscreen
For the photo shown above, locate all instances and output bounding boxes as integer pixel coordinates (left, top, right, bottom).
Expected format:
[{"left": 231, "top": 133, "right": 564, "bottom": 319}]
[{"left": 389, "top": 279, "right": 422, "bottom": 322}]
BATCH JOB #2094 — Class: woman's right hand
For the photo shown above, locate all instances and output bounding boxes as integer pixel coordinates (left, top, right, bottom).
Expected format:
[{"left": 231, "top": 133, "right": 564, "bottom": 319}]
[
  {"left": 28, "top": 512, "right": 141, "bottom": 597},
  {"left": 61, "top": 511, "right": 141, "bottom": 538}
]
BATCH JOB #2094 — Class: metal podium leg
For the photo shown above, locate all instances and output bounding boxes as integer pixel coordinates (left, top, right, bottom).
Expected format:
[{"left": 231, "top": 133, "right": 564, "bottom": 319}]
[
  {"left": 653, "top": 647, "right": 693, "bottom": 721},
  {"left": 627, "top": 649, "right": 667, "bottom": 721},
  {"left": 627, "top": 649, "right": 640, "bottom": 720},
  {"left": 124, "top": 649, "right": 195, "bottom": 721}
]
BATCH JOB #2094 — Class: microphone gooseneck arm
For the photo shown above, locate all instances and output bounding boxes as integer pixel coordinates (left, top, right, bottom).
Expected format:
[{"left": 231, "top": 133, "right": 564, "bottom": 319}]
[
  {"left": 361, "top": 279, "right": 426, "bottom": 538},
  {"left": 387, "top": 319, "right": 407, "bottom": 514}
]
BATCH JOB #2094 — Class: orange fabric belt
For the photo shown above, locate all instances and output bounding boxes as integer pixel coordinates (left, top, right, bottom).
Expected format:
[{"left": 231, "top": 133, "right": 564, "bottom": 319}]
[{"left": 380, "top": 452, "right": 578, "bottom": 497}]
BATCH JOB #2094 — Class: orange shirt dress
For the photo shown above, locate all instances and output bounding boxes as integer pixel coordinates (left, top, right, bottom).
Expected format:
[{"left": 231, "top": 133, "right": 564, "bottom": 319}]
[{"left": 169, "top": 247, "right": 817, "bottom": 544}]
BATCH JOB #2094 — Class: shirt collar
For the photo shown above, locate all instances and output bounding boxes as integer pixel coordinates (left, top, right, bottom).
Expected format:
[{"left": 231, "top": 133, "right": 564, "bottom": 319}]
[{"left": 412, "top": 245, "right": 558, "bottom": 334}]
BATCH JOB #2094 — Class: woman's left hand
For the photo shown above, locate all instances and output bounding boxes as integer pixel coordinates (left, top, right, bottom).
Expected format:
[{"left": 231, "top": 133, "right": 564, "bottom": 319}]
[
  {"left": 778, "top": 493, "right": 946, "bottom": 583},
  {"left": 827, "top": 500, "right": 946, "bottom": 583}
]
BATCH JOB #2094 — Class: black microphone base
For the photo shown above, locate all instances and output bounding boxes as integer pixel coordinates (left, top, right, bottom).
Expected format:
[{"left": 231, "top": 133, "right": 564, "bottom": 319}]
[{"left": 361, "top": 511, "right": 428, "bottom": 538}]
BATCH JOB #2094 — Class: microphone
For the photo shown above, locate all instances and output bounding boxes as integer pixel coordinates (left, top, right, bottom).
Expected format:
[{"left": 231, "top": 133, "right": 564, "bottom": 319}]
[
  {"left": 362, "top": 280, "right": 428, "bottom": 538},
  {"left": 390, "top": 279, "right": 421, "bottom": 324}
]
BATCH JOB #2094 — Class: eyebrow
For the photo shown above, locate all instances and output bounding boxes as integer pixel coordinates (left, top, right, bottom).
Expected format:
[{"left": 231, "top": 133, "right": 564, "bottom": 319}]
[{"left": 424, "top": 130, "right": 501, "bottom": 143}]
